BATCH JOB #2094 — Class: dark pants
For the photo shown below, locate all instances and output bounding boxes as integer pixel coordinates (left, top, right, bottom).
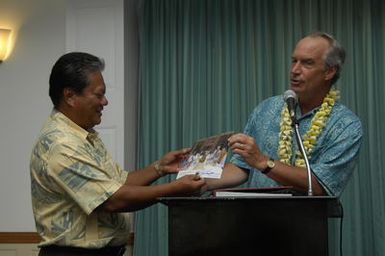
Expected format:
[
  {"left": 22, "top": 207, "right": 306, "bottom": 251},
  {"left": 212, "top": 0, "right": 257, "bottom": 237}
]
[{"left": 38, "top": 245, "right": 126, "bottom": 256}]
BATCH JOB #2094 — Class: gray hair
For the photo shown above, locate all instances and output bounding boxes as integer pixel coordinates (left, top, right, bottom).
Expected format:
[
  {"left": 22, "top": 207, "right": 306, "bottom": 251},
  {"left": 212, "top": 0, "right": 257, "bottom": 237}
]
[{"left": 308, "top": 32, "right": 345, "bottom": 85}]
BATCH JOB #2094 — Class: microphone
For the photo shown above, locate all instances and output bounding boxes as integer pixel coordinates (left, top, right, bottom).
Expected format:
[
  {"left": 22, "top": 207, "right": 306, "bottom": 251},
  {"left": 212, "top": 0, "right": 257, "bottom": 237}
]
[
  {"left": 283, "top": 90, "right": 313, "bottom": 196},
  {"left": 283, "top": 90, "right": 298, "bottom": 125}
]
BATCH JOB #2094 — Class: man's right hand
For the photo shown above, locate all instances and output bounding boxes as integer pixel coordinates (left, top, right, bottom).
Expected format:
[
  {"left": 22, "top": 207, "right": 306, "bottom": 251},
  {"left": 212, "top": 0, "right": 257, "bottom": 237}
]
[{"left": 171, "top": 174, "right": 207, "bottom": 196}]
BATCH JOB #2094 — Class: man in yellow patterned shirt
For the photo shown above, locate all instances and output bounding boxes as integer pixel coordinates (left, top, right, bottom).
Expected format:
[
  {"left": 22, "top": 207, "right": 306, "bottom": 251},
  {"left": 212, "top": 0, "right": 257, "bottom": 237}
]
[{"left": 30, "top": 52, "right": 206, "bottom": 256}]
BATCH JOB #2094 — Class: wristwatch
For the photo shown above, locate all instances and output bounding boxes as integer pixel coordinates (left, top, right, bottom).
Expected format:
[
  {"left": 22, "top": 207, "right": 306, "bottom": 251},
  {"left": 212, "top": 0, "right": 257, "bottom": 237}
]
[
  {"left": 262, "top": 158, "right": 275, "bottom": 174},
  {"left": 154, "top": 161, "right": 165, "bottom": 177}
]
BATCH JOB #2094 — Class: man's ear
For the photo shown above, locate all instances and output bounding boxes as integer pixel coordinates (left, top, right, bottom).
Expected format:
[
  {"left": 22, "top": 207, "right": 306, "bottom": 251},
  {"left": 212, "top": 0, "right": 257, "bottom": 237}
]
[
  {"left": 63, "top": 88, "right": 77, "bottom": 107},
  {"left": 324, "top": 66, "right": 337, "bottom": 81}
]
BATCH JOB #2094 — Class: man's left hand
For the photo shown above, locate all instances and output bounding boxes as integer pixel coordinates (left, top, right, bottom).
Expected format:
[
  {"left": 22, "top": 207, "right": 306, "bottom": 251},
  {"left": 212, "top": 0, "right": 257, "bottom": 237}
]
[
  {"left": 156, "top": 148, "right": 191, "bottom": 175},
  {"left": 228, "top": 133, "right": 268, "bottom": 170}
]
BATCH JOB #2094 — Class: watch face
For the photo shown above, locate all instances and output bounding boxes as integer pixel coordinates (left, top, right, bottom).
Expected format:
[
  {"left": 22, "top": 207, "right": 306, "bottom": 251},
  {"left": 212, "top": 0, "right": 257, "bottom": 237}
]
[{"left": 267, "top": 159, "right": 275, "bottom": 168}]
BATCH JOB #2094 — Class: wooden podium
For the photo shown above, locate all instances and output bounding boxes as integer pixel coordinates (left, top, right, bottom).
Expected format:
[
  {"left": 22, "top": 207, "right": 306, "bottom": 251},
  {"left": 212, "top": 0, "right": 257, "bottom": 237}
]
[{"left": 159, "top": 196, "right": 341, "bottom": 256}]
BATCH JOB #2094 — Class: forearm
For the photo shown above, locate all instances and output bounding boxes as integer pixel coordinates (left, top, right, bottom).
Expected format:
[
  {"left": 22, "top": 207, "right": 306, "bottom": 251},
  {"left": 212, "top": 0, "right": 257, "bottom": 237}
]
[
  {"left": 101, "top": 182, "right": 181, "bottom": 212},
  {"left": 124, "top": 162, "right": 161, "bottom": 186},
  {"left": 205, "top": 163, "right": 249, "bottom": 191},
  {"left": 124, "top": 147, "right": 191, "bottom": 185},
  {"left": 264, "top": 160, "right": 325, "bottom": 195}
]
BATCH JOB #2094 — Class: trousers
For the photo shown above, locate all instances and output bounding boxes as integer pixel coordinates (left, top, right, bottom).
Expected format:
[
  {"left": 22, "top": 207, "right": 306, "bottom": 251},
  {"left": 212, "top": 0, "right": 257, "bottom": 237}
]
[{"left": 38, "top": 245, "right": 126, "bottom": 256}]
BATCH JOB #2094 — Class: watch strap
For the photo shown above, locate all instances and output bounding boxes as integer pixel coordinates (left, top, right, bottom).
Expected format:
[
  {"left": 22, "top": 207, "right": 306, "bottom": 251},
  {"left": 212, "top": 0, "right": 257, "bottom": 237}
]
[{"left": 262, "top": 158, "right": 275, "bottom": 174}]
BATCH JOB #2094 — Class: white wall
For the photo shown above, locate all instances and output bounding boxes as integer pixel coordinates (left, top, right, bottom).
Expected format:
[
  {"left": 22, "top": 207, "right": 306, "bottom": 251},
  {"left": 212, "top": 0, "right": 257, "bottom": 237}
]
[
  {"left": 0, "top": 0, "right": 135, "bottom": 232},
  {"left": 124, "top": 0, "right": 138, "bottom": 172},
  {"left": 66, "top": 0, "right": 126, "bottom": 171},
  {"left": 0, "top": 0, "right": 67, "bottom": 231}
]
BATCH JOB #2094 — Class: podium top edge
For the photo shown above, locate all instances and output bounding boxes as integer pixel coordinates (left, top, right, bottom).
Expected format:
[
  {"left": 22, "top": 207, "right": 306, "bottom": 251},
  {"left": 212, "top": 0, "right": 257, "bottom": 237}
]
[
  {"left": 157, "top": 196, "right": 342, "bottom": 218},
  {"left": 158, "top": 195, "right": 339, "bottom": 202}
]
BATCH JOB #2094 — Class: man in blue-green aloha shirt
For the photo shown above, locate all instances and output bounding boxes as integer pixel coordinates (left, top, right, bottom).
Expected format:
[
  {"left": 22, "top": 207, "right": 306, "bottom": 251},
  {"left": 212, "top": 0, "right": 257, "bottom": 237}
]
[
  {"left": 206, "top": 32, "right": 362, "bottom": 197},
  {"left": 30, "top": 52, "right": 206, "bottom": 256}
]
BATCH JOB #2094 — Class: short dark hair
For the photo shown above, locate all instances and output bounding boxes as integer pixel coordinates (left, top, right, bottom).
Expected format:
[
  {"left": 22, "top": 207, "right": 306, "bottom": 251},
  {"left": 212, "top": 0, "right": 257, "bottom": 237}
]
[
  {"left": 49, "top": 52, "right": 105, "bottom": 107},
  {"left": 307, "top": 32, "right": 346, "bottom": 85}
]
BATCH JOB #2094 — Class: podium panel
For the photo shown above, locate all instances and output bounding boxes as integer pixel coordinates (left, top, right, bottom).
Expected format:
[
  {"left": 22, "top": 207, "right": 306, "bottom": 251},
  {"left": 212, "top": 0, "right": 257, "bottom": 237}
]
[{"left": 160, "top": 196, "right": 341, "bottom": 256}]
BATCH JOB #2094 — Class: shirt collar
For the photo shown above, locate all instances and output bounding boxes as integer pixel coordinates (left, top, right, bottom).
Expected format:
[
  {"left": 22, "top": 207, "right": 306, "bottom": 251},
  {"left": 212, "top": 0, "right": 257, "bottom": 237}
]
[
  {"left": 50, "top": 109, "right": 98, "bottom": 140},
  {"left": 296, "top": 105, "right": 321, "bottom": 121}
]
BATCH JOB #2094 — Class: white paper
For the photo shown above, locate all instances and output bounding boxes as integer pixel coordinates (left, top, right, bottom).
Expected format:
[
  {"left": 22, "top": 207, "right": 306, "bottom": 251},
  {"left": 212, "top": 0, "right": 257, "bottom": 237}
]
[
  {"left": 176, "top": 132, "right": 234, "bottom": 180},
  {"left": 177, "top": 166, "right": 223, "bottom": 179}
]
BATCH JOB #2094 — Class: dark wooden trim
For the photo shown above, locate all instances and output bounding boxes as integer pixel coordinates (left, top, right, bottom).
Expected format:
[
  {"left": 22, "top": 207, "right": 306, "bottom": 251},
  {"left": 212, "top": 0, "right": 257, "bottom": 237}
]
[
  {"left": 0, "top": 232, "right": 134, "bottom": 245},
  {"left": 0, "top": 232, "right": 41, "bottom": 244}
]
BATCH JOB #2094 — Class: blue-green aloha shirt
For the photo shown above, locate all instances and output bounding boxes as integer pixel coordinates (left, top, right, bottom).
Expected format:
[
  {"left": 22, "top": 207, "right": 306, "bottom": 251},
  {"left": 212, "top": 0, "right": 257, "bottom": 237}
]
[
  {"left": 231, "top": 94, "right": 362, "bottom": 196},
  {"left": 30, "top": 109, "right": 130, "bottom": 248}
]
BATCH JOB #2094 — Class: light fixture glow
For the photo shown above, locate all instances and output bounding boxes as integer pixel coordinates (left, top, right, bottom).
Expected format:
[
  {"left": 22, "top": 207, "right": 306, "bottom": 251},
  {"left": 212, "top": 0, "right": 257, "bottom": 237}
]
[{"left": 0, "top": 28, "right": 12, "bottom": 62}]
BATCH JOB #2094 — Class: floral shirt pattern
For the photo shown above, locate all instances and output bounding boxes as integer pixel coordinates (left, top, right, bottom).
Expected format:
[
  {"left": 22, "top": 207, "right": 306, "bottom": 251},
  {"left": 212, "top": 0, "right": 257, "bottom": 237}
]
[
  {"left": 30, "top": 110, "right": 130, "bottom": 248},
  {"left": 231, "top": 95, "right": 362, "bottom": 196}
]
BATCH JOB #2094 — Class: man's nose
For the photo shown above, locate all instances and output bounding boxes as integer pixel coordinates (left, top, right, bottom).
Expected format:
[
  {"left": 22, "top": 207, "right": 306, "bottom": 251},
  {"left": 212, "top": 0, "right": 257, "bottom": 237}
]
[
  {"left": 102, "top": 96, "right": 108, "bottom": 106},
  {"left": 291, "top": 62, "right": 299, "bottom": 73},
  {"left": 291, "top": 61, "right": 301, "bottom": 74}
]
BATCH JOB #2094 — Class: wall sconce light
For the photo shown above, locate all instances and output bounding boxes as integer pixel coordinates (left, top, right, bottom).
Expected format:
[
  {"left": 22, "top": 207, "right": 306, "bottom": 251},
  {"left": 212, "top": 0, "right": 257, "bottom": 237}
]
[{"left": 0, "top": 28, "right": 12, "bottom": 63}]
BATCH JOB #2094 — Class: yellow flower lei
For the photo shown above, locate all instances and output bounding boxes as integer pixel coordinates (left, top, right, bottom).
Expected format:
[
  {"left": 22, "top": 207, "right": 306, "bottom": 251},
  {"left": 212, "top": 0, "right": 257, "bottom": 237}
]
[{"left": 278, "top": 88, "right": 339, "bottom": 167}]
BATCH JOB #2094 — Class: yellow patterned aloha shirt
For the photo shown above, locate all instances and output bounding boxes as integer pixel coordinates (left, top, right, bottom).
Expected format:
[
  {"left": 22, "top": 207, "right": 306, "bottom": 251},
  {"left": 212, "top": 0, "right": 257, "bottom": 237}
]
[{"left": 30, "top": 109, "right": 130, "bottom": 248}]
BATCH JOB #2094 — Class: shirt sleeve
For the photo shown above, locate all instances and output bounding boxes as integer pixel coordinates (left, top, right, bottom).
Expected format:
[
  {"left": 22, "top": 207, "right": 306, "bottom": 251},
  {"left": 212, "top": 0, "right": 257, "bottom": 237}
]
[
  {"left": 231, "top": 97, "right": 282, "bottom": 171},
  {"left": 230, "top": 106, "right": 258, "bottom": 171},
  {"left": 47, "top": 141, "right": 127, "bottom": 215},
  {"left": 311, "top": 117, "right": 363, "bottom": 196}
]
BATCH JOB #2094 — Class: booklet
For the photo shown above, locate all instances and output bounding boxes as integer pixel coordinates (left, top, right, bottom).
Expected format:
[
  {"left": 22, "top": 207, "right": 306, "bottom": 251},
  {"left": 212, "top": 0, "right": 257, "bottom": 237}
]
[{"left": 176, "top": 132, "right": 235, "bottom": 179}]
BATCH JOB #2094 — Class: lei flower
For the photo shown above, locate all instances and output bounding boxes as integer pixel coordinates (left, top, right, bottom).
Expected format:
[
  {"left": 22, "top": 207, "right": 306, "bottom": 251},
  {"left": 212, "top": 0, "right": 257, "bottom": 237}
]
[{"left": 278, "top": 88, "right": 339, "bottom": 167}]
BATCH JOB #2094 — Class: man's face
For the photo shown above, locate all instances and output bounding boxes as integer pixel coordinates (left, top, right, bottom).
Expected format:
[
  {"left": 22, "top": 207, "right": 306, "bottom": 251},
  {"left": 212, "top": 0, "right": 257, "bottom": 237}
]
[
  {"left": 290, "top": 36, "right": 332, "bottom": 99},
  {"left": 73, "top": 71, "right": 108, "bottom": 130}
]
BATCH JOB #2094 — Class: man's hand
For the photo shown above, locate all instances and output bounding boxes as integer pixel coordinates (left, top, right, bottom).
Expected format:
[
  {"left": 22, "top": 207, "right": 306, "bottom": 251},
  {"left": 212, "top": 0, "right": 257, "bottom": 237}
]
[
  {"left": 170, "top": 174, "right": 207, "bottom": 196},
  {"left": 228, "top": 133, "right": 268, "bottom": 171},
  {"left": 155, "top": 148, "right": 191, "bottom": 175}
]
